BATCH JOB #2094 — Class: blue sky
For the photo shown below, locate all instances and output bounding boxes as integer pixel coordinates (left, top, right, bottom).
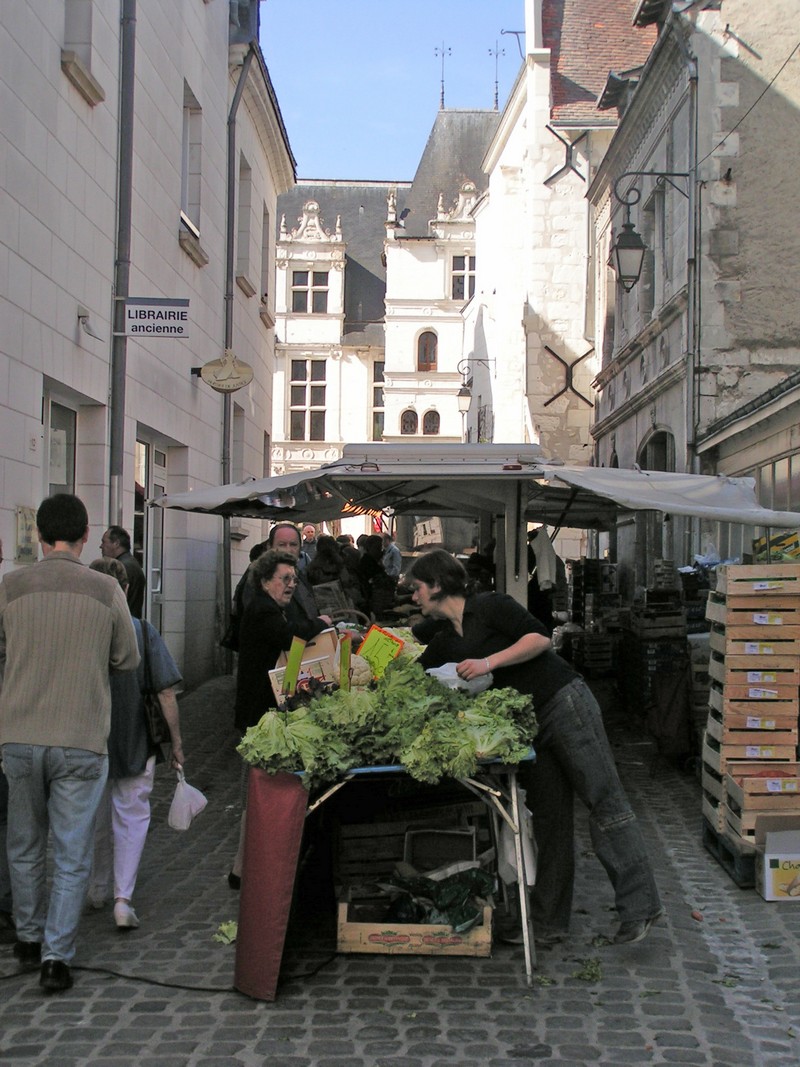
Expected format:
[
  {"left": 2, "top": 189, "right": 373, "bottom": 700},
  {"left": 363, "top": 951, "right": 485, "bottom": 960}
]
[{"left": 259, "top": 0, "right": 524, "bottom": 182}]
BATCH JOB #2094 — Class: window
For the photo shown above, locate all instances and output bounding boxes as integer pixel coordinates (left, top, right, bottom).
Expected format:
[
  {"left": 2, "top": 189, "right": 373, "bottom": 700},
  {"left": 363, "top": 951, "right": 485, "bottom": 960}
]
[
  {"left": 181, "top": 82, "right": 202, "bottom": 234},
  {"left": 290, "top": 359, "right": 326, "bottom": 441},
  {"left": 292, "top": 271, "right": 329, "bottom": 314},
  {"left": 417, "top": 331, "right": 437, "bottom": 372},
  {"left": 452, "top": 255, "right": 476, "bottom": 301},
  {"left": 372, "top": 361, "right": 384, "bottom": 441},
  {"left": 422, "top": 410, "right": 440, "bottom": 435},
  {"left": 62, "top": 0, "right": 104, "bottom": 105},
  {"left": 401, "top": 410, "right": 418, "bottom": 435},
  {"left": 260, "top": 205, "right": 271, "bottom": 305},
  {"left": 47, "top": 401, "right": 77, "bottom": 496},
  {"left": 236, "top": 154, "right": 252, "bottom": 287}
]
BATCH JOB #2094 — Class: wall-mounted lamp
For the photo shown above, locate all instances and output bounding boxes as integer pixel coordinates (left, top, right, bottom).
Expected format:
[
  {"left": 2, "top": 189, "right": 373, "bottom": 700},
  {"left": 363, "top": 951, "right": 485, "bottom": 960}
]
[
  {"left": 456, "top": 384, "right": 472, "bottom": 415},
  {"left": 610, "top": 170, "right": 689, "bottom": 291},
  {"left": 77, "top": 305, "right": 103, "bottom": 340}
]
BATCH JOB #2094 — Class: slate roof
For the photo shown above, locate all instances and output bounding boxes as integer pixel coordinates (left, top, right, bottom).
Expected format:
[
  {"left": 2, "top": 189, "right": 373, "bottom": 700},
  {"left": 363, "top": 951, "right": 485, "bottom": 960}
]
[
  {"left": 278, "top": 181, "right": 409, "bottom": 346},
  {"left": 400, "top": 109, "right": 501, "bottom": 238},
  {"left": 543, "top": 0, "right": 657, "bottom": 124}
]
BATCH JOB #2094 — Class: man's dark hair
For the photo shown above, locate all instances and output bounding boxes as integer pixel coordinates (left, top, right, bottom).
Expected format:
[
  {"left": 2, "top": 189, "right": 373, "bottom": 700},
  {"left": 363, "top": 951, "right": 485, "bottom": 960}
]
[
  {"left": 37, "top": 494, "right": 89, "bottom": 546},
  {"left": 267, "top": 523, "right": 300, "bottom": 548},
  {"left": 405, "top": 549, "right": 468, "bottom": 599},
  {"left": 248, "top": 540, "right": 269, "bottom": 562},
  {"left": 106, "top": 525, "right": 132, "bottom": 552}
]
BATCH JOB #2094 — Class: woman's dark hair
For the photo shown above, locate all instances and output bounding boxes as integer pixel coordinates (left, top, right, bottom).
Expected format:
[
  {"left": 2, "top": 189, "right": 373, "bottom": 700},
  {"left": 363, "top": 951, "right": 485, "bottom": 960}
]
[
  {"left": 307, "top": 536, "right": 343, "bottom": 585},
  {"left": 405, "top": 549, "right": 468, "bottom": 598},
  {"left": 36, "top": 494, "right": 89, "bottom": 545},
  {"left": 251, "top": 550, "right": 297, "bottom": 585}
]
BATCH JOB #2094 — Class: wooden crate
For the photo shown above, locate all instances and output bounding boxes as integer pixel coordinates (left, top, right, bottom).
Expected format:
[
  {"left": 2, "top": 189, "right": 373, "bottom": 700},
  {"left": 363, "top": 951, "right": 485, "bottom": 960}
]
[
  {"left": 702, "top": 792, "right": 725, "bottom": 832},
  {"left": 724, "top": 764, "right": 800, "bottom": 809},
  {"left": 337, "top": 896, "right": 493, "bottom": 957},
  {"left": 702, "top": 761, "right": 724, "bottom": 802},
  {"left": 708, "top": 685, "right": 799, "bottom": 718},
  {"left": 709, "top": 628, "right": 800, "bottom": 657},
  {"left": 706, "top": 710, "right": 797, "bottom": 749},
  {"left": 702, "top": 731, "right": 795, "bottom": 770},
  {"left": 708, "top": 652, "right": 800, "bottom": 687},
  {"left": 706, "top": 592, "right": 800, "bottom": 628},
  {"left": 716, "top": 564, "right": 800, "bottom": 597}
]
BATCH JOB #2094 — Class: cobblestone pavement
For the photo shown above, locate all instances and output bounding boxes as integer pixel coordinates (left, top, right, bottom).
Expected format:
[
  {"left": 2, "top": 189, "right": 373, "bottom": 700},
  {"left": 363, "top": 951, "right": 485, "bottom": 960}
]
[{"left": 1, "top": 673, "right": 799, "bottom": 1066}]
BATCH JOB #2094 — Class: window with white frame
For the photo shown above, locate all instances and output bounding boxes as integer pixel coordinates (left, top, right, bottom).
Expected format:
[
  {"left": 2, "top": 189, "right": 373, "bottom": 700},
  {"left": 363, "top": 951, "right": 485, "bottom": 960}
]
[
  {"left": 372, "top": 361, "right": 384, "bottom": 441},
  {"left": 181, "top": 82, "right": 202, "bottom": 234},
  {"left": 260, "top": 205, "right": 271, "bottom": 305},
  {"left": 236, "top": 154, "right": 252, "bottom": 286},
  {"left": 290, "top": 359, "right": 326, "bottom": 441},
  {"left": 47, "top": 400, "right": 77, "bottom": 496},
  {"left": 292, "top": 270, "right": 328, "bottom": 314},
  {"left": 451, "top": 255, "right": 476, "bottom": 300}
]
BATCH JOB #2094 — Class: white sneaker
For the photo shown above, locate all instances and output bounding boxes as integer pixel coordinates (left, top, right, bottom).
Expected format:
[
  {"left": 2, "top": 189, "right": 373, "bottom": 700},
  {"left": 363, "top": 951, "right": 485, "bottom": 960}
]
[{"left": 113, "top": 902, "right": 140, "bottom": 930}]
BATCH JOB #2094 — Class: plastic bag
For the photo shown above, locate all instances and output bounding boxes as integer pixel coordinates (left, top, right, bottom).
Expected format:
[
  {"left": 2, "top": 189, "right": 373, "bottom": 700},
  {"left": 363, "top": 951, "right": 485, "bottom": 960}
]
[
  {"left": 167, "top": 770, "right": 208, "bottom": 831},
  {"left": 426, "top": 662, "right": 493, "bottom": 695}
]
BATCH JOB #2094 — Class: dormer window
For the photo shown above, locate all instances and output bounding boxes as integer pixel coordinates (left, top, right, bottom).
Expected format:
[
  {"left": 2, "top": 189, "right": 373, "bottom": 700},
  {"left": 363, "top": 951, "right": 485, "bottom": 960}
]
[{"left": 292, "top": 270, "right": 329, "bottom": 313}]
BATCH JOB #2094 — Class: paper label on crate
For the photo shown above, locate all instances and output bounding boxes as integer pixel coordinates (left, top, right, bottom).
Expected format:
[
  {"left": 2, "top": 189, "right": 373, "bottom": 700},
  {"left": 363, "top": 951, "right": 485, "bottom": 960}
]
[
  {"left": 766, "top": 779, "right": 799, "bottom": 793},
  {"left": 747, "top": 687, "right": 779, "bottom": 699},
  {"left": 752, "top": 581, "right": 784, "bottom": 591},
  {"left": 746, "top": 746, "right": 775, "bottom": 757},
  {"left": 744, "top": 642, "right": 776, "bottom": 654},
  {"left": 747, "top": 671, "right": 777, "bottom": 683},
  {"left": 752, "top": 613, "right": 783, "bottom": 625},
  {"left": 746, "top": 716, "right": 776, "bottom": 729}
]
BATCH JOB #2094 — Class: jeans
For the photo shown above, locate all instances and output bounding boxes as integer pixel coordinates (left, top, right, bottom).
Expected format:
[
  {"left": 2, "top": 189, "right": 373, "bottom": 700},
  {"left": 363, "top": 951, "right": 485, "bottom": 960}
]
[
  {"left": 0, "top": 767, "right": 11, "bottom": 913},
  {"left": 91, "top": 756, "right": 155, "bottom": 902},
  {"left": 520, "top": 678, "right": 662, "bottom": 933},
  {"left": 2, "top": 743, "right": 108, "bottom": 963}
]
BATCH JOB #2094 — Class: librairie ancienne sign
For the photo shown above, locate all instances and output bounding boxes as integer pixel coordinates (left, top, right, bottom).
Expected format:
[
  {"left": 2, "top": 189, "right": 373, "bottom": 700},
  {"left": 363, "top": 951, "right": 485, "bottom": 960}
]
[{"left": 125, "top": 297, "right": 189, "bottom": 337}]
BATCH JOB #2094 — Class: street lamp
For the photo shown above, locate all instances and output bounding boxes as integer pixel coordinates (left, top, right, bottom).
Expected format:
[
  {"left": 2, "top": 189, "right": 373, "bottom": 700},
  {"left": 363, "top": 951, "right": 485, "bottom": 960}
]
[
  {"left": 455, "top": 358, "right": 494, "bottom": 441},
  {"left": 610, "top": 170, "right": 689, "bottom": 291}
]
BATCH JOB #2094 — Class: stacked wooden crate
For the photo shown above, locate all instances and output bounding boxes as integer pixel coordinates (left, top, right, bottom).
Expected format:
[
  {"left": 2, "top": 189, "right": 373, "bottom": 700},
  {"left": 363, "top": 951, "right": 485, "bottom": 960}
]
[{"left": 702, "top": 564, "right": 800, "bottom": 875}]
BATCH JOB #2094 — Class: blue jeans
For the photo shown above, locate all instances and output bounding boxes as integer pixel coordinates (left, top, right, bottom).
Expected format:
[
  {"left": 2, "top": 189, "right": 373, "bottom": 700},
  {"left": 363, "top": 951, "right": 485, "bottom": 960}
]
[
  {"left": 0, "top": 767, "right": 10, "bottom": 913},
  {"left": 2, "top": 744, "right": 108, "bottom": 964},
  {"left": 521, "top": 678, "right": 662, "bottom": 933}
]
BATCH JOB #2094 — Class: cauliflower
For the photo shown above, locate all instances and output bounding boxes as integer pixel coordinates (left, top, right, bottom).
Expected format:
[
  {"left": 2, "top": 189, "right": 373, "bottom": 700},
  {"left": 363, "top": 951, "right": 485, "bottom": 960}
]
[{"left": 339, "top": 653, "right": 373, "bottom": 688}]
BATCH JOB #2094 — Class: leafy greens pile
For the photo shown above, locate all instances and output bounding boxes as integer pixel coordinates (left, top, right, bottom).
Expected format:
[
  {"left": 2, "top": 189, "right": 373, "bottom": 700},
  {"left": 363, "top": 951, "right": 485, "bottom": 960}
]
[{"left": 237, "top": 657, "right": 537, "bottom": 790}]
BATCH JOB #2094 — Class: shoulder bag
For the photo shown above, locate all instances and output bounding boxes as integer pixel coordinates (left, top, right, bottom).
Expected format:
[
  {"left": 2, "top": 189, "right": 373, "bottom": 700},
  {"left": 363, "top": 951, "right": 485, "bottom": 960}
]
[{"left": 142, "top": 621, "right": 171, "bottom": 747}]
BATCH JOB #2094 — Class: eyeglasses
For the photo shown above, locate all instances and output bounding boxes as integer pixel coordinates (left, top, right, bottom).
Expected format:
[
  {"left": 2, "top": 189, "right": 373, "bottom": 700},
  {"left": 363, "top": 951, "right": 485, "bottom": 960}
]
[{"left": 274, "top": 574, "right": 298, "bottom": 586}]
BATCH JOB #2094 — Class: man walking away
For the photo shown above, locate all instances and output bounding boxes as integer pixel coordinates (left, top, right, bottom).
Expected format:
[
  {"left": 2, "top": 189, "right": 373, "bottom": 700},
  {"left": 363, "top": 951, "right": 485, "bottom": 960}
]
[
  {"left": 101, "top": 525, "right": 146, "bottom": 618},
  {"left": 0, "top": 495, "right": 140, "bottom": 993}
]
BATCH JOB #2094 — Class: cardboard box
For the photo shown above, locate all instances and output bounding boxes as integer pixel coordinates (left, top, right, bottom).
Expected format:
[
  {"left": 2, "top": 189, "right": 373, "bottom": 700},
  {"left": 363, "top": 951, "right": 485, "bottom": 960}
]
[
  {"left": 269, "top": 628, "right": 339, "bottom": 707},
  {"left": 337, "top": 895, "right": 493, "bottom": 956},
  {"left": 755, "top": 818, "right": 800, "bottom": 901}
]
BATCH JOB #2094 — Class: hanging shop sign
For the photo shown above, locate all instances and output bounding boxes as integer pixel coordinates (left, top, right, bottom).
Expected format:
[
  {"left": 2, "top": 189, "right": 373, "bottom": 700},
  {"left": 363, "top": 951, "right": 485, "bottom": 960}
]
[{"left": 199, "top": 350, "right": 254, "bottom": 393}]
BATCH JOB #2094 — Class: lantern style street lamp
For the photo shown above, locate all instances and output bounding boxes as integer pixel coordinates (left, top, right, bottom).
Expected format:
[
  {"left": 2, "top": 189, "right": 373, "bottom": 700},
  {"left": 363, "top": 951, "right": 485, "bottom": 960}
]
[{"left": 610, "top": 170, "right": 689, "bottom": 292}]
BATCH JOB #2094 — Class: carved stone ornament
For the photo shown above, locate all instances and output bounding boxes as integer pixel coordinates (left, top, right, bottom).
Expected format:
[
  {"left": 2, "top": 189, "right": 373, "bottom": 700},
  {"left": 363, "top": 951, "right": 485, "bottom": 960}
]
[{"left": 287, "top": 201, "right": 342, "bottom": 243}]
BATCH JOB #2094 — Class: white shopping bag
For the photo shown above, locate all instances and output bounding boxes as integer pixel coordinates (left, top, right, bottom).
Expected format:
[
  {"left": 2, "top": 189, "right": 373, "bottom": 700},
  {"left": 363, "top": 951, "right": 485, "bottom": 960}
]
[{"left": 167, "top": 770, "right": 208, "bottom": 831}]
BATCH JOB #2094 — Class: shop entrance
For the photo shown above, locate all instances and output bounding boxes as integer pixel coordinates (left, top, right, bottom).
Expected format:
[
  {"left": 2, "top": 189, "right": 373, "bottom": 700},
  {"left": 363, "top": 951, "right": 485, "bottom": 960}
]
[{"left": 134, "top": 440, "right": 167, "bottom": 629}]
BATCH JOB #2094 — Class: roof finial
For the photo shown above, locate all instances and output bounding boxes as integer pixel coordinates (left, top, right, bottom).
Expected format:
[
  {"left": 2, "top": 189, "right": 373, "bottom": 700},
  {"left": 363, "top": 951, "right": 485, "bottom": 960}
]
[
  {"left": 489, "top": 40, "right": 506, "bottom": 110},
  {"left": 434, "top": 42, "right": 451, "bottom": 109}
]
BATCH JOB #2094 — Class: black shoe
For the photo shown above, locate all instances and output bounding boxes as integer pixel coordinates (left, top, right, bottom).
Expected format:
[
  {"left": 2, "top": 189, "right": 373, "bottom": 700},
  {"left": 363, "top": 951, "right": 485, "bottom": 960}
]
[
  {"left": 0, "top": 910, "right": 16, "bottom": 945},
  {"left": 12, "top": 940, "right": 41, "bottom": 967},
  {"left": 40, "top": 959, "right": 73, "bottom": 993},
  {"left": 613, "top": 909, "right": 665, "bottom": 945},
  {"left": 227, "top": 871, "right": 241, "bottom": 891}
]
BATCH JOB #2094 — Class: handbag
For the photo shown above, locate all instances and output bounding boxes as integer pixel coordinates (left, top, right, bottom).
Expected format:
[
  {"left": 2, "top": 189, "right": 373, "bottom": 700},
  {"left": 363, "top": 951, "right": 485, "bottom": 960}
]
[
  {"left": 168, "top": 770, "right": 208, "bottom": 830},
  {"left": 141, "top": 621, "right": 171, "bottom": 747}
]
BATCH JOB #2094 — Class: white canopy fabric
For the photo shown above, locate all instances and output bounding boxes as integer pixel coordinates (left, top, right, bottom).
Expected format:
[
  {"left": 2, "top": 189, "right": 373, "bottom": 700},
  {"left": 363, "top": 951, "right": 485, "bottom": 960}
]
[{"left": 150, "top": 443, "right": 800, "bottom": 531}]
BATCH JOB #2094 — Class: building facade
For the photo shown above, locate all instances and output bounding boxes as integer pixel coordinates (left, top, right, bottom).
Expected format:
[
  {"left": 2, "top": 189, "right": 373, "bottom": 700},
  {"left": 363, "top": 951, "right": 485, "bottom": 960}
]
[
  {"left": 589, "top": 0, "right": 800, "bottom": 590},
  {"left": 1, "top": 0, "right": 294, "bottom": 686}
]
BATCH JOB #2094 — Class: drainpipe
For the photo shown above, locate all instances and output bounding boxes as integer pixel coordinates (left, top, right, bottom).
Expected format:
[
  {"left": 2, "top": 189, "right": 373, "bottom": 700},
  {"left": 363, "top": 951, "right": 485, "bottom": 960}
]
[
  {"left": 109, "top": 0, "right": 136, "bottom": 525},
  {"left": 220, "top": 42, "right": 256, "bottom": 671}
]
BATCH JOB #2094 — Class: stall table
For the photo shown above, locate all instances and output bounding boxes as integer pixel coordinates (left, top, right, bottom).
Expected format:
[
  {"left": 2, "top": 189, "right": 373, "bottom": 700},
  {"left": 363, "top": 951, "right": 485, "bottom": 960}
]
[{"left": 234, "top": 755, "right": 536, "bottom": 1001}]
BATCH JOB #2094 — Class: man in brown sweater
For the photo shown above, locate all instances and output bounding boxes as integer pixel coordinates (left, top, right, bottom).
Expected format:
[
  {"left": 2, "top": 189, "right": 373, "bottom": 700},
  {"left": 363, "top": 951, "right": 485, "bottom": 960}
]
[{"left": 0, "top": 494, "right": 139, "bottom": 993}]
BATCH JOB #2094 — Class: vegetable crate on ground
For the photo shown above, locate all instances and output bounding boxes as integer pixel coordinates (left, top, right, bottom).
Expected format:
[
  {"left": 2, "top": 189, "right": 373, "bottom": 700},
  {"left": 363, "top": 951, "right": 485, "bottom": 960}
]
[
  {"left": 337, "top": 891, "right": 492, "bottom": 957},
  {"left": 701, "top": 564, "right": 800, "bottom": 882}
]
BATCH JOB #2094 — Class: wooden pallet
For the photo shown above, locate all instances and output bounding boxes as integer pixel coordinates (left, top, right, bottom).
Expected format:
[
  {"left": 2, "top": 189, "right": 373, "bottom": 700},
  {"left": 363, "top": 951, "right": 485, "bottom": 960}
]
[{"left": 702, "top": 817, "right": 756, "bottom": 888}]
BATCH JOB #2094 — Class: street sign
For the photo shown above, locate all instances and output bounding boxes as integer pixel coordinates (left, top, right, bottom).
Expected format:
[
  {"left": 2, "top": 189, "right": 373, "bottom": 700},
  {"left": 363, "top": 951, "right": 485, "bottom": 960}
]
[{"left": 125, "top": 297, "right": 190, "bottom": 337}]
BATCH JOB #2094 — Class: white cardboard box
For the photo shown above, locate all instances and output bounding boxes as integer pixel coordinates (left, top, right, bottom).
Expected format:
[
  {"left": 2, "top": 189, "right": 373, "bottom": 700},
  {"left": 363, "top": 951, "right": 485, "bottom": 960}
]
[{"left": 755, "top": 818, "right": 800, "bottom": 901}]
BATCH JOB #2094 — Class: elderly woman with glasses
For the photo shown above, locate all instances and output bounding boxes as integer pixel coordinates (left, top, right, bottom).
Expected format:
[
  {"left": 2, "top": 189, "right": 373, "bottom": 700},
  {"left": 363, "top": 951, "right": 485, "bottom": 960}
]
[
  {"left": 228, "top": 550, "right": 331, "bottom": 889},
  {"left": 234, "top": 550, "right": 331, "bottom": 735}
]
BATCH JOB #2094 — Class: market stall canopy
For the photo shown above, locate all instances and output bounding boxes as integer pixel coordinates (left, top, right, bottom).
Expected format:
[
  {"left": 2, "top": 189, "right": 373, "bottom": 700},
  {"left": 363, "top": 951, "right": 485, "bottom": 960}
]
[{"left": 149, "top": 444, "right": 800, "bottom": 531}]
